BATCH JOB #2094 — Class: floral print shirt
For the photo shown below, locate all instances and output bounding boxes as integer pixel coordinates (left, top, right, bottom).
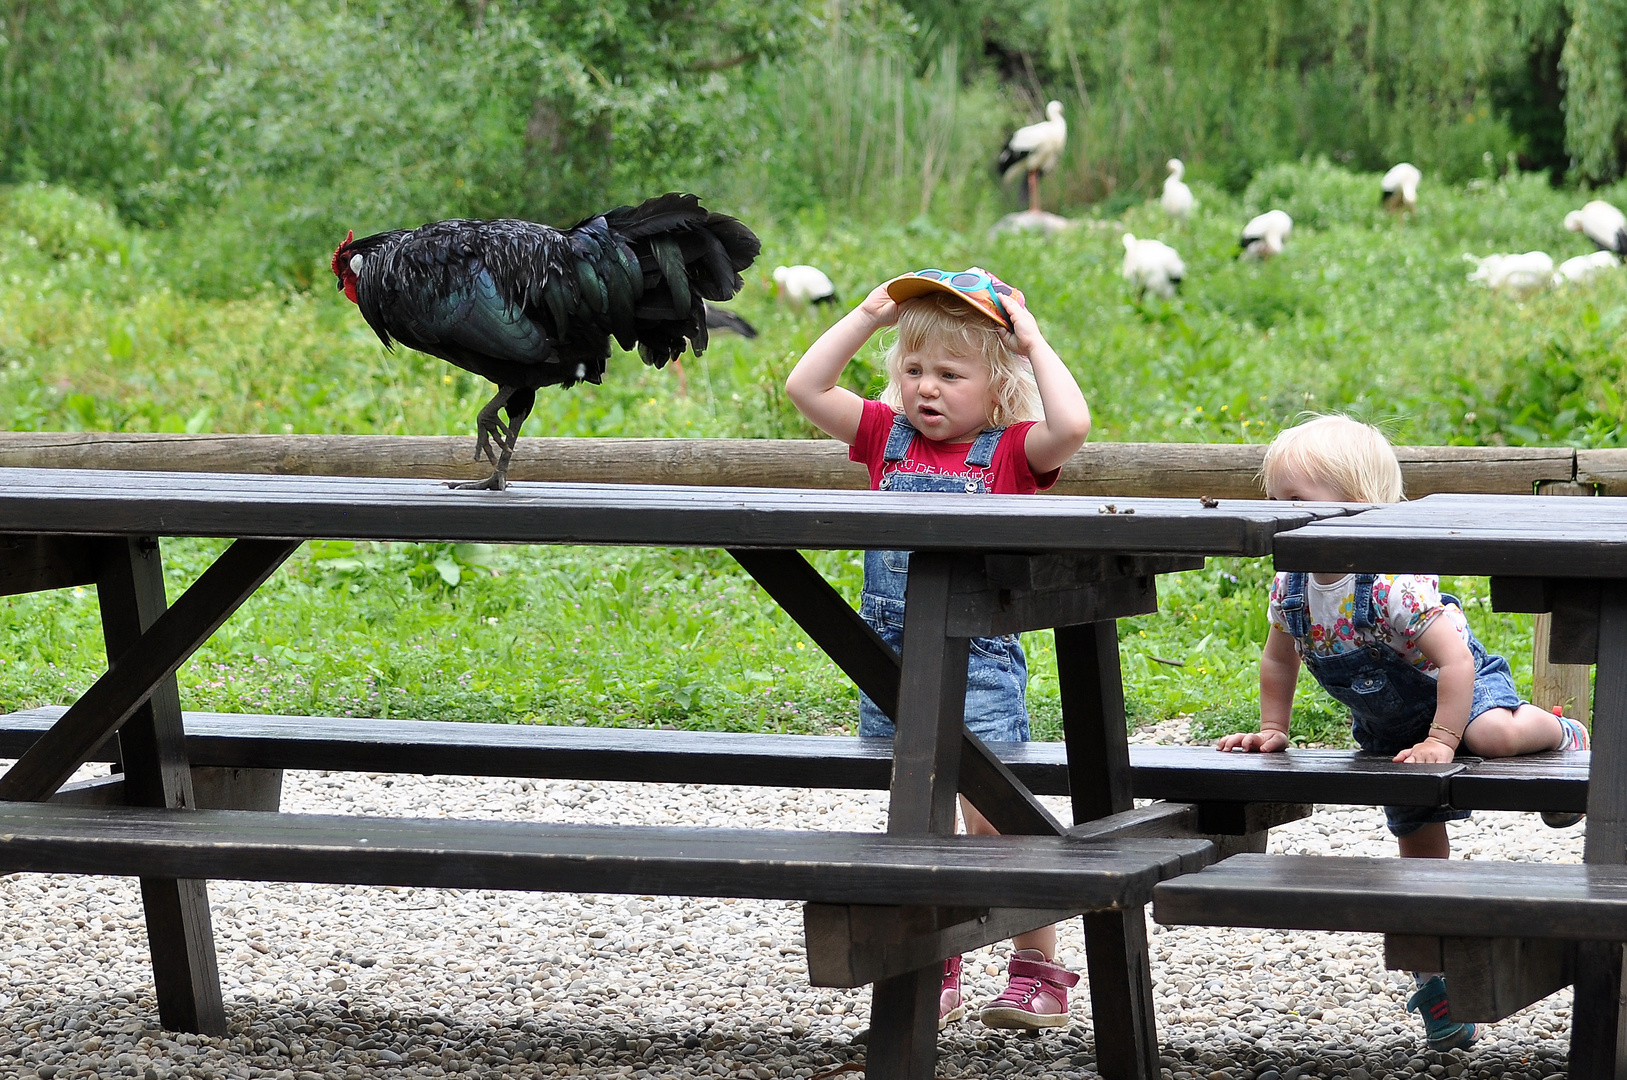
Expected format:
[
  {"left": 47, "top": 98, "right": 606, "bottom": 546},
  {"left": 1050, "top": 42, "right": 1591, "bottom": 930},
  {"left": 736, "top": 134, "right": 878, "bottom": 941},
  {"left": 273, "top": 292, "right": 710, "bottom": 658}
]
[{"left": 1266, "top": 573, "right": 1471, "bottom": 677}]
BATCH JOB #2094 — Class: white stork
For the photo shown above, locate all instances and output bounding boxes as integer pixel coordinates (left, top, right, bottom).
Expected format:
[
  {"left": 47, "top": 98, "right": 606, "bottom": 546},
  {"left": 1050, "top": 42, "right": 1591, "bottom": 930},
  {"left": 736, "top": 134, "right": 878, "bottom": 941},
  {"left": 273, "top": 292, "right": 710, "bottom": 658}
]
[
  {"left": 1565, "top": 200, "right": 1627, "bottom": 255},
  {"left": 996, "top": 101, "right": 1067, "bottom": 213},
  {"left": 1553, "top": 251, "right": 1621, "bottom": 287},
  {"left": 1381, "top": 163, "right": 1421, "bottom": 214},
  {"left": 1240, "top": 210, "right": 1293, "bottom": 260},
  {"left": 1122, "top": 234, "right": 1186, "bottom": 299},
  {"left": 1464, "top": 251, "right": 1554, "bottom": 297},
  {"left": 1161, "top": 159, "right": 1193, "bottom": 220},
  {"left": 772, "top": 265, "right": 838, "bottom": 308}
]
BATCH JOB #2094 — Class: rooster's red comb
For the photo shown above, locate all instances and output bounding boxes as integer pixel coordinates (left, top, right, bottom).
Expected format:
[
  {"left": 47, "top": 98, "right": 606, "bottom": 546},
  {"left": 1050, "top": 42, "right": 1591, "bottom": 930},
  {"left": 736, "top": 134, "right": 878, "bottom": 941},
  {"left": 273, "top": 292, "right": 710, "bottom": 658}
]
[{"left": 331, "top": 230, "right": 355, "bottom": 276}]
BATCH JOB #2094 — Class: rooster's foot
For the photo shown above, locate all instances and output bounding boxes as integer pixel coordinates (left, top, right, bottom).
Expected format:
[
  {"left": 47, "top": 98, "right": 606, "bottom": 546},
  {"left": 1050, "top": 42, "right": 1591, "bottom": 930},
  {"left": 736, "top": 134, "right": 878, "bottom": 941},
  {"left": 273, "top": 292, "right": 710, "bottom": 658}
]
[{"left": 445, "top": 471, "right": 509, "bottom": 492}]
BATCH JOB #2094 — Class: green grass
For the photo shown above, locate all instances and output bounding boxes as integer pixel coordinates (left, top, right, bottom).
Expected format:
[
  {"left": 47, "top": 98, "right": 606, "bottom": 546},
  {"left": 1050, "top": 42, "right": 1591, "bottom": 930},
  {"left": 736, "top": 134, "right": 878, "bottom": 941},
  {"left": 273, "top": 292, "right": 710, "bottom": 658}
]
[{"left": 0, "top": 162, "right": 1613, "bottom": 743}]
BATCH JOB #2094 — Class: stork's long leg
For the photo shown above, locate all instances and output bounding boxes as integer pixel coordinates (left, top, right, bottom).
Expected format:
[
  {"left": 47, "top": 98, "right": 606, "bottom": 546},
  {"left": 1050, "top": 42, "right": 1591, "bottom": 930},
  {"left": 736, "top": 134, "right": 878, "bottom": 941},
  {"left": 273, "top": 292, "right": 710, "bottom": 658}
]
[{"left": 1028, "top": 170, "right": 1041, "bottom": 214}]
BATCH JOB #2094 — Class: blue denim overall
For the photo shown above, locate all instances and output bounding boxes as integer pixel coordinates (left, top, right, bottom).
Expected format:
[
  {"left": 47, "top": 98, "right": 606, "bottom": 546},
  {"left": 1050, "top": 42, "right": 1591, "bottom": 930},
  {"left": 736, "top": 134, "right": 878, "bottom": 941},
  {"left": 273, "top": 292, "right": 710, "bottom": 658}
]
[
  {"left": 1278, "top": 572, "right": 1522, "bottom": 836},
  {"left": 856, "top": 415, "right": 1031, "bottom": 743}
]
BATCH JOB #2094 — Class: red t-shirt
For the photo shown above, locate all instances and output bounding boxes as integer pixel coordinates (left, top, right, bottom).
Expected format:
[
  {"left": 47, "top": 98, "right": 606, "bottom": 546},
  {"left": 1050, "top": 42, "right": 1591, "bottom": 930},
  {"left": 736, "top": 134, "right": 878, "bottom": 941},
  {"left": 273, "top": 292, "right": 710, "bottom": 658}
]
[{"left": 848, "top": 400, "right": 1060, "bottom": 494}]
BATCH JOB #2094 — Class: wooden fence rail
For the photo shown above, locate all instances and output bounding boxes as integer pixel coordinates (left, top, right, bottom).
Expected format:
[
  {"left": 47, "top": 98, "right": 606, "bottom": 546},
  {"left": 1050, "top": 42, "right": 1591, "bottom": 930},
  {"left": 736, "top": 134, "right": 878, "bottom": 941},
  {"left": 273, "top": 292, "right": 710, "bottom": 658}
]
[{"left": 0, "top": 432, "right": 1611, "bottom": 498}]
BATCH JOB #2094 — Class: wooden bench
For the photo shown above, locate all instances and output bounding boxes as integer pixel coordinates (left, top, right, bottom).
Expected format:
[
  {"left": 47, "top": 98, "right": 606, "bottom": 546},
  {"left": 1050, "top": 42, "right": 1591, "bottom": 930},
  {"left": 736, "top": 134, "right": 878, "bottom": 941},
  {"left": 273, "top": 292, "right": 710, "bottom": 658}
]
[
  {"left": 4, "top": 706, "right": 1588, "bottom": 816},
  {"left": 0, "top": 799, "right": 1213, "bottom": 909},
  {"left": 0, "top": 793, "right": 1217, "bottom": 993},
  {"left": 1154, "top": 853, "right": 1621, "bottom": 1024}
]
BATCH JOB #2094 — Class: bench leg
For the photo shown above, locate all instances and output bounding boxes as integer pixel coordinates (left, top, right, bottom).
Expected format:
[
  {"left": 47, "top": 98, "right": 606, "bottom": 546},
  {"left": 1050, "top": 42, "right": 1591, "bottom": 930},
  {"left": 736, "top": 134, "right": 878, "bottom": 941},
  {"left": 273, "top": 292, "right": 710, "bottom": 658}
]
[
  {"left": 1058, "top": 621, "right": 1159, "bottom": 1080},
  {"left": 867, "top": 554, "right": 968, "bottom": 1078},
  {"left": 99, "top": 537, "right": 227, "bottom": 1036},
  {"left": 867, "top": 968, "right": 940, "bottom": 1078},
  {"left": 1569, "top": 942, "right": 1626, "bottom": 1080},
  {"left": 1083, "top": 908, "right": 1160, "bottom": 1079},
  {"left": 1573, "top": 583, "right": 1627, "bottom": 1078}
]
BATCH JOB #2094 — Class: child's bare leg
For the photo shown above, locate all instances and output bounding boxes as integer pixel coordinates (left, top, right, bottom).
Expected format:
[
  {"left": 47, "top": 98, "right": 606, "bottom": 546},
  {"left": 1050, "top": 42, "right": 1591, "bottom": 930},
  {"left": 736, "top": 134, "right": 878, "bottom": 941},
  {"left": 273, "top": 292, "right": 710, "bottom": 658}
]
[
  {"left": 962, "top": 797, "right": 1059, "bottom": 957},
  {"left": 1459, "top": 704, "right": 1563, "bottom": 758},
  {"left": 1397, "top": 821, "right": 1449, "bottom": 859}
]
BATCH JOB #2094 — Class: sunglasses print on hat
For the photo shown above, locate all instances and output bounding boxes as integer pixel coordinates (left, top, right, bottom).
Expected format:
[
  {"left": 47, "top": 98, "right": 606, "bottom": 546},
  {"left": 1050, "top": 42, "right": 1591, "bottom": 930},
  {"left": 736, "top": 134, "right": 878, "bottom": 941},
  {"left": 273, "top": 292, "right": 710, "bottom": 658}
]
[{"left": 884, "top": 266, "right": 1025, "bottom": 330}]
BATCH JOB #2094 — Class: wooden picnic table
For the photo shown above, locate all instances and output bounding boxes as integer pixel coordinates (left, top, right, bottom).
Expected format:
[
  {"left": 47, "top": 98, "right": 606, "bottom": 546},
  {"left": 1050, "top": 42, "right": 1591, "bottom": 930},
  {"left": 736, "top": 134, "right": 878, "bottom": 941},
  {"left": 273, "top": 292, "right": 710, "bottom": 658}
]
[
  {"left": 1262, "top": 493, "right": 1627, "bottom": 1079},
  {"left": 0, "top": 467, "right": 1339, "bottom": 1080}
]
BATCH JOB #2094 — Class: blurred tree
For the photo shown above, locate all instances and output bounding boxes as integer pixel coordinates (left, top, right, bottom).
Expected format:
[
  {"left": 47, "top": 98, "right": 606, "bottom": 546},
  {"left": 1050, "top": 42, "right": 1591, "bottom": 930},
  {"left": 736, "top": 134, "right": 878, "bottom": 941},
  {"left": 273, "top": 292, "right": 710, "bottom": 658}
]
[{"left": 1563, "top": 0, "right": 1627, "bottom": 182}]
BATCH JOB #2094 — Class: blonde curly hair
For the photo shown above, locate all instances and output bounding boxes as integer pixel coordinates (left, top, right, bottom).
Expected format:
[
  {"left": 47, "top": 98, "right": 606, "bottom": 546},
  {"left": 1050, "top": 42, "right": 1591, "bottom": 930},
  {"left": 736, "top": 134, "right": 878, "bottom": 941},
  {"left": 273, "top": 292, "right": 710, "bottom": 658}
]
[
  {"left": 878, "top": 293, "right": 1041, "bottom": 428},
  {"left": 1261, "top": 414, "right": 1404, "bottom": 503}
]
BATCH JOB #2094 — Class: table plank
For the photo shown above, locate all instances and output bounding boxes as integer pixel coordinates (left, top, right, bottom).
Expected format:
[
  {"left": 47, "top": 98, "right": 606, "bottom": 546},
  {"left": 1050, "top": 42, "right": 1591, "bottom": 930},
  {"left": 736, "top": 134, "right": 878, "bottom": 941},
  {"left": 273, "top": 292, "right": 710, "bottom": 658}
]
[
  {"left": 1275, "top": 493, "right": 1627, "bottom": 577},
  {"left": 0, "top": 469, "right": 1342, "bottom": 554}
]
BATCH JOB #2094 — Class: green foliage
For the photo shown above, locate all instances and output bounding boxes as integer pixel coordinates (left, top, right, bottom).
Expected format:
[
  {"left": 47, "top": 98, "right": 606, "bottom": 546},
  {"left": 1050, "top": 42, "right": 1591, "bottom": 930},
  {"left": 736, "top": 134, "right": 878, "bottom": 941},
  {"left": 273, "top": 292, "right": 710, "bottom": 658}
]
[
  {"left": 727, "top": 37, "right": 1014, "bottom": 223},
  {"left": 1, "top": 183, "right": 136, "bottom": 261},
  {"left": 2, "top": 0, "right": 1614, "bottom": 266},
  {"left": 0, "top": 161, "right": 1613, "bottom": 741},
  {"left": 1562, "top": 0, "right": 1627, "bottom": 182}
]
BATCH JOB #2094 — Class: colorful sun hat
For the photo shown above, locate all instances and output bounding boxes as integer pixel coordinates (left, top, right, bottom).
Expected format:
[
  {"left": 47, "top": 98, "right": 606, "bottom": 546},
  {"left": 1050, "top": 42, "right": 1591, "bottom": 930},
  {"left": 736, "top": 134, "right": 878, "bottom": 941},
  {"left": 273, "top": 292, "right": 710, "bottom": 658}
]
[{"left": 884, "top": 267, "right": 1025, "bottom": 330}]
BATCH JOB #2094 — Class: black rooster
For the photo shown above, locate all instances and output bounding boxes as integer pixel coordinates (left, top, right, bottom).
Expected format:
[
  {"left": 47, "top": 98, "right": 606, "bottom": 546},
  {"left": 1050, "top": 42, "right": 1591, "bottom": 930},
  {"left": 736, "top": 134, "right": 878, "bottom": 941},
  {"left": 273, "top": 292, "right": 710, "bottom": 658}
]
[{"left": 333, "top": 193, "right": 760, "bottom": 489}]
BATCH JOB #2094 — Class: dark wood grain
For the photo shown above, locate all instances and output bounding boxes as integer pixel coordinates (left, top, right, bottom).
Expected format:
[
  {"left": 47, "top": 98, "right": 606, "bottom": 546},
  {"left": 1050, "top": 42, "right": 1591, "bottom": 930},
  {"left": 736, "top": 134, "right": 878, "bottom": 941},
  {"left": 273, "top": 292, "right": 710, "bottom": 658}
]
[
  {"left": 1450, "top": 755, "right": 1590, "bottom": 814},
  {"left": 1275, "top": 494, "right": 1627, "bottom": 578},
  {"left": 1383, "top": 935, "right": 1572, "bottom": 1024},
  {"left": 872, "top": 553, "right": 965, "bottom": 1080},
  {"left": 0, "top": 534, "right": 100, "bottom": 597},
  {"left": 0, "top": 709, "right": 1593, "bottom": 811},
  {"left": 1572, "top": 582, "right": 1627, "bottom": 1077},
  {"left": 0, "top": 800, "right": 1211, "bottom": 909},
  {"left": 804, "top": 903, "right": 1085, "bottom": 988},
  {"left": 1155, "top": 854, "right": 1627, "bottom": 940},
  {"left": 96, "top": 537, "right": 226, "bottom": 1036},
  {"left": 885, "top": 553, "right": 966, "bottom": 838},
  {"left": 944, "top": 554, "right": 1177, "bottom": 637},
  {"left": 0, "top": 469, "right": 1336, "bottom": 554},
  {"left": 1055, "top": 621, "right": 1158, "bottom": 1080},
  {"left": 1132, "top": 747, "right": 1462, "bottom": 808}
]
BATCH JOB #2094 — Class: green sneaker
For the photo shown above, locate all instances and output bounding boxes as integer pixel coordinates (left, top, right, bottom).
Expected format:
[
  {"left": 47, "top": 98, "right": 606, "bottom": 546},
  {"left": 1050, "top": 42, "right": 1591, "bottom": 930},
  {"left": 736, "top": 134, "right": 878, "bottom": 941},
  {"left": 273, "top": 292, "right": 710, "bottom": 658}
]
[{"left": 1406, "top": 975, "right": 1479, "bottom": 1051}]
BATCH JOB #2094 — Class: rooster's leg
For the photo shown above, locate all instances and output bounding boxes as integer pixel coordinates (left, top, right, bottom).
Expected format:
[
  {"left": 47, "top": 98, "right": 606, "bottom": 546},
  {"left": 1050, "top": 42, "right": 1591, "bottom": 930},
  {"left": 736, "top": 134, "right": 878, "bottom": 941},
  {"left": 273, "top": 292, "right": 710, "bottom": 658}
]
[
  {"left": 448, "top": 385, "right": 517, "bottom": 491},
  {"left": 486, "top": 391, "right": 536, "bottom": 492}
]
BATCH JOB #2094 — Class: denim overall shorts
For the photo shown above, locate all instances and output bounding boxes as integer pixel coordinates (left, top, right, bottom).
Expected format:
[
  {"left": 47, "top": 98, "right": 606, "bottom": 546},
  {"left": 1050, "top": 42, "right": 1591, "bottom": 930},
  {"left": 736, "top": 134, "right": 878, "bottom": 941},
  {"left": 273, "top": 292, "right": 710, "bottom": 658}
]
[
  {"left": 1278, "top": 572, "right": 1523, "bottom": 837},
  {"left": 856, "top": 415, "right": 1031, "bottom": 743}
]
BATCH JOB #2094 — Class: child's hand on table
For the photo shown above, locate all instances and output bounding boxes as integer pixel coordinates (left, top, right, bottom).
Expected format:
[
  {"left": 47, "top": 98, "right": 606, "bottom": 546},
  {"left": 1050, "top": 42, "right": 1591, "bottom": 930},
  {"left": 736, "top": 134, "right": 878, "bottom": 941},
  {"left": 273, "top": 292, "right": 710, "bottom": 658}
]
[{"left": 1216, "top": 729, "right": 1290, "bottom": 753}]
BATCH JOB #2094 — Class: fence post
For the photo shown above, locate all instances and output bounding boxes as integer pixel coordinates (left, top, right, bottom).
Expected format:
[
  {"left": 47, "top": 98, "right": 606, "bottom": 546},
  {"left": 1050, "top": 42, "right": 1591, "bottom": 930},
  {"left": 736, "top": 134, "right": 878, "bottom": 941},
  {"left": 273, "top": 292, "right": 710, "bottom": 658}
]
[{"left": 1532, "top": 481, "right": 1594, "bottom": 727}]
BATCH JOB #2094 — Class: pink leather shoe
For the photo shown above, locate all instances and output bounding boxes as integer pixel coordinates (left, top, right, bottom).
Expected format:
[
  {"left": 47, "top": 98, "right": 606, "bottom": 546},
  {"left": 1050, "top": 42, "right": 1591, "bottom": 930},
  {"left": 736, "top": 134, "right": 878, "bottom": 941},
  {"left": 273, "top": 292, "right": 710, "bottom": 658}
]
[
  {"left": 940, "top": 955, "right": 965, "bottom": 1028},
  {"left": 978, "top": 949, "right": 1078, "bottom": 1030}
]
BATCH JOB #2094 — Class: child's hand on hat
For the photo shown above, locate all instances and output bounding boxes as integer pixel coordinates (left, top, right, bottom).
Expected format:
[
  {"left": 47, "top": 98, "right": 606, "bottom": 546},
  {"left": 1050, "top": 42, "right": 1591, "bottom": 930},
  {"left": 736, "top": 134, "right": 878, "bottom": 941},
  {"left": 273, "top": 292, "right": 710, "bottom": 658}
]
[
  {"left": 857, "top": 282, "right": 900, "bottom": 327},
  {"left": 1002, "top": 290, "right": 1042, "bottom": 355}
]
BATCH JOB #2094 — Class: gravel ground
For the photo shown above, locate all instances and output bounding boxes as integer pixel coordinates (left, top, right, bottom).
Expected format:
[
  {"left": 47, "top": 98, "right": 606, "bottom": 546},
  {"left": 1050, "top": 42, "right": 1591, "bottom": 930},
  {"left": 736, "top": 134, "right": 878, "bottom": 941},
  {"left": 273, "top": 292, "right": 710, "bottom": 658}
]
[{"left": 0, "top": 720, "right": 1585, "bottom": 1079}]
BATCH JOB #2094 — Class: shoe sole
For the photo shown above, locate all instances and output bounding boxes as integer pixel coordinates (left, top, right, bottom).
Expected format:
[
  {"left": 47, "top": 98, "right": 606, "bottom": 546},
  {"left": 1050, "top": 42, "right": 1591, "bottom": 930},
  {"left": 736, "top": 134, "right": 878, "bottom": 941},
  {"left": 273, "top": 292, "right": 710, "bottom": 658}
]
[
  {"left": 938, "top": 1005, "right": 965, "bottom": 1030},
  {"left": 978, "top": 1007, "right": 1069, "bottom": 1030},
  {"left": 1425, "top": 1027, "right": 1477, "bottom": 1047}
]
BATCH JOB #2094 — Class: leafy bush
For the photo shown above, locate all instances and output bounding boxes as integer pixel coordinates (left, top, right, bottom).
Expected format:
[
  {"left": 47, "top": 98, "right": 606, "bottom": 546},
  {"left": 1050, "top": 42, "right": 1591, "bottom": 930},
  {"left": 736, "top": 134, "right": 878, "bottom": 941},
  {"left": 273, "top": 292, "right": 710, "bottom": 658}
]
[{"left": 2, "top": 182, "right": 135, "bottom": 262}]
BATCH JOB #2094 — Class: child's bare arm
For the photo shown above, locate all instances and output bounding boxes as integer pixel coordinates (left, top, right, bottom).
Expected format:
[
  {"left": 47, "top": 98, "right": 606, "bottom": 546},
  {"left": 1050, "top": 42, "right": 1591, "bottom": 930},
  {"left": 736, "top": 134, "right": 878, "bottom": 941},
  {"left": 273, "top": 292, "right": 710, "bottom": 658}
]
[
  {"left": 1218, "top": 626, "right": 1297, "bottom": 752},
  {"left": 1392, "top": 617, "right": 1475, "bottom": 764},
  {"left": 784, "top": 285, "right": 897, "bottom": 444},
  {"left": 1006, "top": 303, "right": 1091, "bottom": 474}
]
